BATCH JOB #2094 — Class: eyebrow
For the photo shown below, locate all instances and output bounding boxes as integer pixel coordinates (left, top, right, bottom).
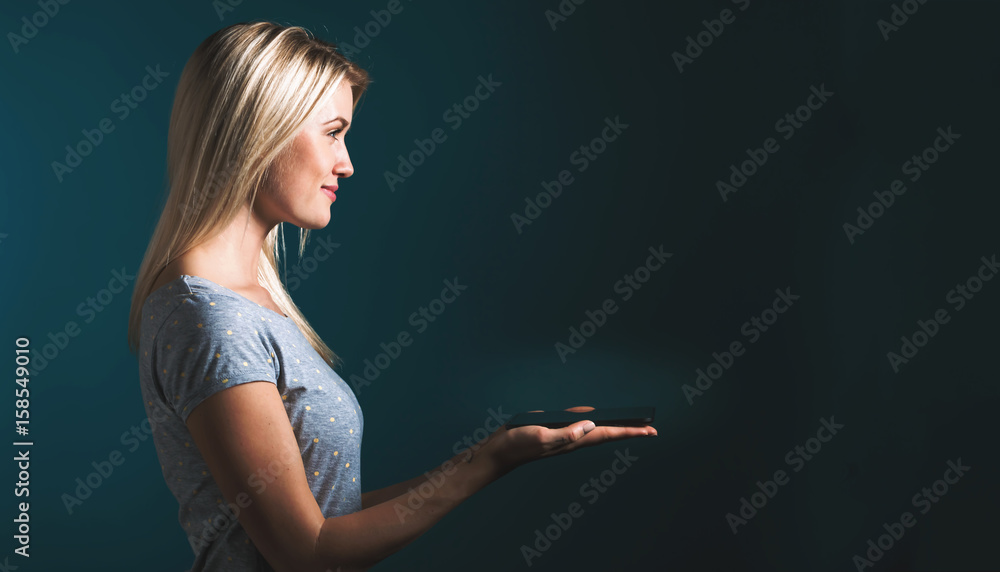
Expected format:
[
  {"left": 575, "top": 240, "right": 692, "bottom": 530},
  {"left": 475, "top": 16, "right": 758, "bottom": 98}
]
[{"left": 323, "top": 116, "right": 350, "bottom": 129}]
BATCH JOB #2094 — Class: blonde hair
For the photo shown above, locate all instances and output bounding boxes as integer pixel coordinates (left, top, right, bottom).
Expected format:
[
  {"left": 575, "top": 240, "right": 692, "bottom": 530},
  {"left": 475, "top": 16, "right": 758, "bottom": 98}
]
[{"left": 127, "top": 21, "right": 370, "bottom": 370}]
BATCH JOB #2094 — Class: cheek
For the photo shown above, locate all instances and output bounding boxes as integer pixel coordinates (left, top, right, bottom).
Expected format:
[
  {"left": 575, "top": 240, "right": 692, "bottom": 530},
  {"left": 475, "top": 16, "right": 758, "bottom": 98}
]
[
  {"left": 281, "top": 156, "right": 319, "bottom": 193},
  {"left": 317, "top": 146, "right": 338, "bottom": 171}
]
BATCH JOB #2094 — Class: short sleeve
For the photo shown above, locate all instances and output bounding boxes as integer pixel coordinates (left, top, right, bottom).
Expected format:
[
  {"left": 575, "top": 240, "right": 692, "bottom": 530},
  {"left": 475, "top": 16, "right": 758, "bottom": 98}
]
[{"left": 152, "top": 292, "right": 279, "bottom": 422}]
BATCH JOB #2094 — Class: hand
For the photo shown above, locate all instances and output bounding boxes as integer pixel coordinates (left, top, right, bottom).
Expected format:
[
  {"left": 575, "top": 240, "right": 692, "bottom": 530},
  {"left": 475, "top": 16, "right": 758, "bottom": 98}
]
[{"left": 478, "top": 406, "right": 657, "bottom": 475}]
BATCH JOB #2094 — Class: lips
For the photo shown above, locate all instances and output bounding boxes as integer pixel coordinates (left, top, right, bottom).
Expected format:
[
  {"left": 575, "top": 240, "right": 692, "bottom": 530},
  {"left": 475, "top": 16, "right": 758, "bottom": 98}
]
[{"left": 321, "top": 185, "right": 338, "bottom": 202}]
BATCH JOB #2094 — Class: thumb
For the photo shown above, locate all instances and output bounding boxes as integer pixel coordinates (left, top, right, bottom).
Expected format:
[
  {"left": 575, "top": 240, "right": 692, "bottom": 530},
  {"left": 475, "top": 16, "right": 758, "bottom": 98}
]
[{"left": 563, "top": 419, "right": 596, "bottom": 442}]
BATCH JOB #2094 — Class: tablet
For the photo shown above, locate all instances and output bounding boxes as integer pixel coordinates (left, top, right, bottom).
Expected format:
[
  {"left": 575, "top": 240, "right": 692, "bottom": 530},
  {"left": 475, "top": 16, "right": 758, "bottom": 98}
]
[{"left": 504, "top": 406, "right": 655, "bottom": 429}]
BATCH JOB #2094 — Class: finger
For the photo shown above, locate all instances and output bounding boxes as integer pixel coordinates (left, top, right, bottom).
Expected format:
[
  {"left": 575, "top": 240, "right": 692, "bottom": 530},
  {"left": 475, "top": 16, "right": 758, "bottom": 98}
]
[
  {"left": 580, "top": 425, "right": 655, "bottom": 443},
  {"left": 563, "top": 406, "right": 595, "bottom": 412},
  {"left": 552, "top": 419, "right": 595, "bottom": 446}
]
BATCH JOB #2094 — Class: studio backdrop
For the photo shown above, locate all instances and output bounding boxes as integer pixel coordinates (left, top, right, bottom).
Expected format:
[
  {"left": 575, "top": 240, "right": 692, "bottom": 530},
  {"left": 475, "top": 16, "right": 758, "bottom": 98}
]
[{"left": 1, "top": 0, "right": 998, "bottom": 570}]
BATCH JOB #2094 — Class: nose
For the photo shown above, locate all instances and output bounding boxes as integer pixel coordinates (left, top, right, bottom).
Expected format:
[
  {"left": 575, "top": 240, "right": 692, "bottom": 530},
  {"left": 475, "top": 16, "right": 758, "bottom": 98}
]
[{"left": 335, "top": 146, "right": 354, "bottom": 179}]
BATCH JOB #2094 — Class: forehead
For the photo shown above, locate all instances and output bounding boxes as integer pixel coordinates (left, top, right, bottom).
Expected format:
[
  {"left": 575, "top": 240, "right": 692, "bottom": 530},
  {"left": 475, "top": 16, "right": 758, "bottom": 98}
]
[{"left": 313, "top": 81, "right": 355, "bottom": 122}]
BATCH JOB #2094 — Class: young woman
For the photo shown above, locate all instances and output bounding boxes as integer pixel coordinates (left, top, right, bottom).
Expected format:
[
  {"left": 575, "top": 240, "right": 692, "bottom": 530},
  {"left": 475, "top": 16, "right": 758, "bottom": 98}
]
[{"left": 127, "top": 21, "right": 656, "bottom": 572}]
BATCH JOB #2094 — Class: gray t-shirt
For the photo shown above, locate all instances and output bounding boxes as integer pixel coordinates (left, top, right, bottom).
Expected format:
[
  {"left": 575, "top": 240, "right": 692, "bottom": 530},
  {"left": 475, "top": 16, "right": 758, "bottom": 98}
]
[{"left": 137, "top": 274, "right": 363, "bottom": 571}]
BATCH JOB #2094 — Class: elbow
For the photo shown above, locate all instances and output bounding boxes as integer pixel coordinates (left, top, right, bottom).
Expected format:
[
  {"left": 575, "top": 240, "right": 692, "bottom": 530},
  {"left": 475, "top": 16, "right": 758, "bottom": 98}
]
[
  {"left": 308, "top": 517, "right": 380, "bottom": 572},
  {"left": 261, "top": 522, "right": 371, "bottom": 572}
]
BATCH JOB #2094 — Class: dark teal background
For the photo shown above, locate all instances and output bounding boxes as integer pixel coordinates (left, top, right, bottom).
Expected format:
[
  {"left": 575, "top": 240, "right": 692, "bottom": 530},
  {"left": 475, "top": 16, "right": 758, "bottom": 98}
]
[{"left": 1, "top": 0, "right": 998, "bottom": 570}]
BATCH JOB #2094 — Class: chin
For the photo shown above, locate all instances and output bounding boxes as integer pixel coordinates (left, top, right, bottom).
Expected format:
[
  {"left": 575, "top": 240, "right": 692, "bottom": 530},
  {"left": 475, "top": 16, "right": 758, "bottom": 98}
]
[
  {"left": 284, "top": 204, "right": 332, "bottom": 230},
  {"left": 280, "top": 213, "right": 327, "bottom": 230},
  {"left": 307, "top": 212, "right": 332, "bottom": 230},
  {"left": 296, "top": 219, "right": 329, "bottom": 230}
]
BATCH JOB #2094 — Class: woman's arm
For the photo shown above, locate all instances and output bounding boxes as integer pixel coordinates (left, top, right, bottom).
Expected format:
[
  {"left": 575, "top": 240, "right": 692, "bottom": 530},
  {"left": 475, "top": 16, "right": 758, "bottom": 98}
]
[
  {"left": 359, "top": 439, "right": 489, "bottom": 509},
  {"left": 186, "top": 380, "right": 652, "bottom": 572},
  {"left": 360, "top": 474, "right": 432, "bottom": 510},
  {"left": 186, "top": 380, "right": 504, "bottom": 572},
  {"left": 316, "top": 443, "right": 500, "bottom": 570}
]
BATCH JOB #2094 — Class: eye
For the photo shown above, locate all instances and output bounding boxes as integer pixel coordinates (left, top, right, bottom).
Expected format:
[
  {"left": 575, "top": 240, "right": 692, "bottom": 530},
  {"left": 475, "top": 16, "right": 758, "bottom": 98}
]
[{"left": 327, "top": 129, "right": 342, "bottom": 141}]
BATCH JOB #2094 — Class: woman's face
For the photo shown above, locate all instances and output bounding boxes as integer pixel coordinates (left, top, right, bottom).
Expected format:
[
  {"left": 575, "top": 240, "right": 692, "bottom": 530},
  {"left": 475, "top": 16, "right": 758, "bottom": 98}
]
[{"left": 256, "top": 81, "right": 355, "bottom": 229}]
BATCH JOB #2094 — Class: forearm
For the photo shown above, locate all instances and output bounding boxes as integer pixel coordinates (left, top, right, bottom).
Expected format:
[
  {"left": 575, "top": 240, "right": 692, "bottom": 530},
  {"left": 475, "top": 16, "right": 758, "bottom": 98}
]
[
  {"left": 361, "top": 472, "right": 432, "bottom": 509},
  {"left": 313, "top": 447, "right": 503, "bottom": 571},
  {"left": 361, "top": 438, "right": 499, "bottom": 509}
]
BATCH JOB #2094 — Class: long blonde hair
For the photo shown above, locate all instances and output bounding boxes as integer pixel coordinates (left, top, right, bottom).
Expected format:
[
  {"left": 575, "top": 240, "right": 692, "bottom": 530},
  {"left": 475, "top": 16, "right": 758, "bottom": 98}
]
[{"left": 127, "top": 21, "right": 370, "bottom": 370}]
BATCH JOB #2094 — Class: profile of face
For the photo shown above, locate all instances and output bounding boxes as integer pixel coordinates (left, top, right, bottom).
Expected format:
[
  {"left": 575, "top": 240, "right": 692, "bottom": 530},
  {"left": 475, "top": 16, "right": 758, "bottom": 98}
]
[{"left": 256, "top": 80, "right": 355, "bottom": 229}]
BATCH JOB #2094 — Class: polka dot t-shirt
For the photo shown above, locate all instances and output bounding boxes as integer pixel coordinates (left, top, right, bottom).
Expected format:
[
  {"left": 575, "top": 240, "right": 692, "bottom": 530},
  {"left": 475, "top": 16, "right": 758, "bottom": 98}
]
[{"left": 137, "top": 275, "right": 363, "bottom": 572}]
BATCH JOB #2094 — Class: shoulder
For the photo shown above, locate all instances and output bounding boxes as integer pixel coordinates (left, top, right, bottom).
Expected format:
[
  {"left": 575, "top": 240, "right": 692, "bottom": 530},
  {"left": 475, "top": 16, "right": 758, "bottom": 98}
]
[
  {"left": 161, "top": 277, "right": 248, "bottom": 318},
  {"left": 150, "top": 278, "right": 274, "bottom": 353},
  {"left": 150, "top": 279, "right": 280, "bottom": 420}
]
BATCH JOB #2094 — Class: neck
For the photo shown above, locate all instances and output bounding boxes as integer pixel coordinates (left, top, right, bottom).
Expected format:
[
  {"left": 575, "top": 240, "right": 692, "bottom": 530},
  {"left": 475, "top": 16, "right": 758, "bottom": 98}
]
[{"left": 184, "top": 203, "right": 275, "bottom": 288}]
